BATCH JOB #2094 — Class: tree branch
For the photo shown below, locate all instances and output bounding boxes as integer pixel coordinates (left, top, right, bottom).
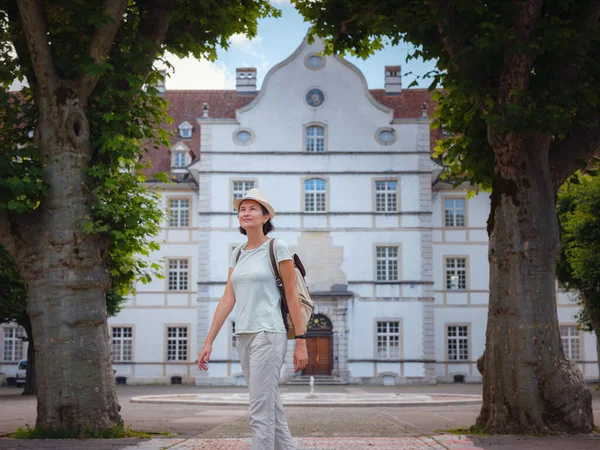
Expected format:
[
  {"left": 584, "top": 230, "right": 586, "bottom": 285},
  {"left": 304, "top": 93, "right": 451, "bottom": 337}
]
[
  {"left": 0, "top": 214, "right": 17, "bottom": 258},
  {"left": 77, "top": 0, "right": 129, "bottom": 103},
  {"left": 16, "top": 0, "right": 57, "bottom": 97},
  {"left": 4, "top": 0, "right": 37, "bottom": 88},
  {"left": 550, "top": 120, "right": 600, "bottom": 188},
  {"left": 497, "top": 0, "right": 543, "bottom": 105},
  {"left": 133, "top": 0, "right": 174, "bottom": 84},
  {"left": 556, "top": 1, "right": 600, "bottom": 100},
  {"left": 427, "top": 0, "right": 471, "bottom": 74}
]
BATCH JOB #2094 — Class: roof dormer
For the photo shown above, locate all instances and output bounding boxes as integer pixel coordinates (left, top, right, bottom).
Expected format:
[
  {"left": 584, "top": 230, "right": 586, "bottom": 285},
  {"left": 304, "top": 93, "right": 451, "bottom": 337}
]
[
  {"left": 170, "top": 142, "right": 192, "bottom": 174},
  {"left": 178, "top": 121, "right": 193, "bottom": 139}
]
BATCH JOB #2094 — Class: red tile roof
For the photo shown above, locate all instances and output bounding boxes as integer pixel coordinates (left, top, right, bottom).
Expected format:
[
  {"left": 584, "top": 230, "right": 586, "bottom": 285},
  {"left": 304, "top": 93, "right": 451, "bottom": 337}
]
[
  {"left": 144, "top": 88, "right": 440, "bottom": 179},
  {"left": 141, "top": 90, "right": 256, "bottom": 179}
]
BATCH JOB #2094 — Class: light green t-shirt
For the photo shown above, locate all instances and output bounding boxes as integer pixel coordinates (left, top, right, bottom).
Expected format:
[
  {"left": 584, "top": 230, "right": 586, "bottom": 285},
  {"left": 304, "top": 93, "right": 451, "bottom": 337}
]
[{"left": 230, "top": 239, "right": 293, "bottom": 334}]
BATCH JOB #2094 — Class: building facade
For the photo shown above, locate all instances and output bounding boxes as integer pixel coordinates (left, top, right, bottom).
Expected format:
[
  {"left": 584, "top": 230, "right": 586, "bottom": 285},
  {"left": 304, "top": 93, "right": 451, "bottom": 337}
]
[{"left": 1, "top": 37, "right": 597, "bottom": 385}]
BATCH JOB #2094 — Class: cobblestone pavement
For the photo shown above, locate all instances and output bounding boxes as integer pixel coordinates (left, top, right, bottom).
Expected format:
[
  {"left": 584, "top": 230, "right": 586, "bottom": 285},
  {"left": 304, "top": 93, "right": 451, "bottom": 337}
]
[{"left": 1, "top": 383, "right": 599, "bottom": 449}]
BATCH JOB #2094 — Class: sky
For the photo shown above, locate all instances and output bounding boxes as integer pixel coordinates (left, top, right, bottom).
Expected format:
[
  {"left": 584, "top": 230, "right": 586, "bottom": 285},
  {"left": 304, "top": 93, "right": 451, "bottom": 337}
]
[{"left": 163, "top": 1, "right": 438, "bottom": 91}]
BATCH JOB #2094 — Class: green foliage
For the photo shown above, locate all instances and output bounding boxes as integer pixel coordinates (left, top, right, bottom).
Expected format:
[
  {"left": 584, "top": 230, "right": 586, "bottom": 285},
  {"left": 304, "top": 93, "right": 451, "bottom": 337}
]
[
  {"left": 557, "top": 169, "right": 600, "bottom": 330},
  {"left": 0, "top": 90, "right": 47, "bottom": 214},
  {"left": 9, "top": 422, "right": 161, "bottom": 439},
  {"left": 294, "top": 0, "right": 600, "bottom": 186},
  {"left": 0, "top": 246, "right": 28, "bottom": 326}
]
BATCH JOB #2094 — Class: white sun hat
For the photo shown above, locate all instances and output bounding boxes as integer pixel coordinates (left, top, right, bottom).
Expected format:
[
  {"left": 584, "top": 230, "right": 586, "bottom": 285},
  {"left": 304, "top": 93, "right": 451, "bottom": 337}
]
[{"left": 233, "top": 188, "right": 275, "bottom": 219}]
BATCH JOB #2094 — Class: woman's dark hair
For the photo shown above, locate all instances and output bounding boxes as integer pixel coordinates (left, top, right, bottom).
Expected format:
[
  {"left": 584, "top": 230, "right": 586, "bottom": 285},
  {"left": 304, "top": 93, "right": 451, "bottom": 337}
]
[{"left": 239, "top": 204, "right": 274, "bottom": 235}]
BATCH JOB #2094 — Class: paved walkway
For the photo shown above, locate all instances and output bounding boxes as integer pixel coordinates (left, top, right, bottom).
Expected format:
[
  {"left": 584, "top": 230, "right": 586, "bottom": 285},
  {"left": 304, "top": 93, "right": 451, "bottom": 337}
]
[{"left": 1, "top": 384, "right": 599, "bottom": 449}]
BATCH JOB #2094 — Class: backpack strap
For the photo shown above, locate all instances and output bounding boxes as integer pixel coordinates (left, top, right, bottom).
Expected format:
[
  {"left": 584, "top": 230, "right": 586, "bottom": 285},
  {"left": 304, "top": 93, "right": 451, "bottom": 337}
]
[
  {"left": 267, "top": 238, "right": 282, "bottom": 287},
  {"left": 235, "top": 246, "right": 243, "bottom": 264},
  {"left": 267, "top": 238, "right": 290, "bottom": 330}
]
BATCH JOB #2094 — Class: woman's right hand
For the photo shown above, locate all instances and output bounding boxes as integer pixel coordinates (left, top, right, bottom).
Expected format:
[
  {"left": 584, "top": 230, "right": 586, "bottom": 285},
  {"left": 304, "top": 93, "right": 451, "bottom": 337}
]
[{"left": 197, "top": 343, "right": 212, "bottom": 371}]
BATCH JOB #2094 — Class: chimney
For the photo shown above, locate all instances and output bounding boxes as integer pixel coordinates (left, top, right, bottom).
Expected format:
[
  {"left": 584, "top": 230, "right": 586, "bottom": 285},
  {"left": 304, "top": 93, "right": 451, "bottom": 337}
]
[
  {"left": 384, "top": 65, "right": 402, "bottom": 95},
  {"left": 236, "top": 68, "right": 257, "bottom": 95}
]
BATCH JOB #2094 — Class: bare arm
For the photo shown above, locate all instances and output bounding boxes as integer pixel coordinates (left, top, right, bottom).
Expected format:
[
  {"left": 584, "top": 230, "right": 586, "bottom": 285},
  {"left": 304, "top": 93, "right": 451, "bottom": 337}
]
[
  {"left": 197, "top": 268, "right": 235, "bottom": 370},
  {"left": 280, "top": 260, "right": 308, "bottom": 373},
  {"left": 280, "top": 260, "right": 305, "bottom": 336}
]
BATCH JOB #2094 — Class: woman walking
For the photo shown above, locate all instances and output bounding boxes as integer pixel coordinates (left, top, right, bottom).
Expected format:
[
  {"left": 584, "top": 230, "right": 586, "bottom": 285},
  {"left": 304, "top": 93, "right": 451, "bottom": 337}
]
[{"left": 197, "top": 188, "right": 308, "bottom": 450}]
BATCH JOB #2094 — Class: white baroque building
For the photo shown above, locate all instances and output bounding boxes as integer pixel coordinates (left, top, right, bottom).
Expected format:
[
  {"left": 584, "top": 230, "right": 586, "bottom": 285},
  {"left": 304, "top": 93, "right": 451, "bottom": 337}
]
[{"left": 1, "top": 37, "right": 597, "bottom": 385}]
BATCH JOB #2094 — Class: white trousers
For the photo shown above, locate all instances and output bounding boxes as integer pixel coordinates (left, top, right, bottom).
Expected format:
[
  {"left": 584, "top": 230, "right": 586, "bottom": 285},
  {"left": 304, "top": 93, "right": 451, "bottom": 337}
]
[{"left": 236, "top": 331, "right": 296, "bottom": 450}]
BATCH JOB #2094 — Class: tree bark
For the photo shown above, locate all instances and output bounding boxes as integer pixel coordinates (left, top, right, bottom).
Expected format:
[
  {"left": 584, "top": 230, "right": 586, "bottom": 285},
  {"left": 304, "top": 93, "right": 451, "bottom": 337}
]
[
  {"left": 21, "top": 320, "right": 36, "bottom": 396},
  {"left": 7, "top": 85, "right": 122, "bottom": 434},
  {"left": 476, "top": 132, "right": 593, "bottom": 434}
]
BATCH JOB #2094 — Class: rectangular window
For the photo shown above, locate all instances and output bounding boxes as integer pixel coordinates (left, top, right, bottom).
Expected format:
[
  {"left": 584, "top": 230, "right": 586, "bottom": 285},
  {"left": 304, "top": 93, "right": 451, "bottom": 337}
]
[
  {"left": 168, "top": 259, "right": 189, "bottom": 290},
  {"left": 376, "top": 246, "right": 398, "bottom": 281},
  {"left": 304, "top": 179, "right": 327, "bottom": 212},
  {"left": 375, "top": 181, "right": 397, "bottom": 212},
  {"left": 111, "top": 327, "right": 133, "bottom": 362},
  {"left": 376, "top": 321, "right": 400, "bottom": 359},
  {"left": 445, "top": 258, "right": 466, "bottom": 290},
  {"left": 167, "top": 327, "right": 188, "bottom": 361},
  {"left": 444, "top": 198, "right": 465, "bottom": 227},
  {"left": 447, "top": 325, "right": 469, "bottom": 361},
  {"left": 231, "top": 321, "right": 238, "bottom": 360},
  {"left": 174, "top": 152, "right": 186, "bottom": 167},
  {"left": 168, "top": 199, "right": 190, "bottom": 227},
  {"left": 306, "top": 126, "right": 325, "bottom": 152},
  {"left": 560, "top": 326, "right": 581, "bottom": 360},
  {"left": 232, "top": 181, "right": 255, "bottom": 211},
  {"left": 2, "top": 327, "right": 25, "bottom": 362}
]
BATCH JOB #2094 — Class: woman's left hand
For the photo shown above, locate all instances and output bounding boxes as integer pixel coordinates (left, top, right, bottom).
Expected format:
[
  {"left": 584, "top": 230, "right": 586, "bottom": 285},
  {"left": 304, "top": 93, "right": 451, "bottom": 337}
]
[{"left": 293, "top": 340, "right": 309, "bottom": 373}]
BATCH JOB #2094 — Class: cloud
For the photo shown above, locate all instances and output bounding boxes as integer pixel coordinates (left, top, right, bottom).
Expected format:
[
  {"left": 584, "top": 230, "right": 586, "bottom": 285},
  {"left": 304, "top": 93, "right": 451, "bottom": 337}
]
[
  {"left": 160, "top": 53, "right": 235, "bottom": 90},
  {"left": 229, "top": 33, "right": 264, "bottom": 58},
  {"left": 269, "top": 0, "right": 291, "bottom": 4}
]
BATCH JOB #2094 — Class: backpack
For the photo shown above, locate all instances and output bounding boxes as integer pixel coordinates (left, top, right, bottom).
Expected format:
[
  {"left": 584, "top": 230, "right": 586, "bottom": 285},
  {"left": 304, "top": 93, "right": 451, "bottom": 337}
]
[{"left": 236, "top": 238, "right": 314, "bottom": 339}]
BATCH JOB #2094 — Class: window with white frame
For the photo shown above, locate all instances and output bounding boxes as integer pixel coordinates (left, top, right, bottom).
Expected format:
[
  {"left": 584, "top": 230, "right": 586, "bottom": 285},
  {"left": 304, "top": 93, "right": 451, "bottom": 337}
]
[
  {"left": 111, "top": 327, "right": 132, "bottom": 362},
  {"left": 376, "top": 321, "right": 400, "bottom": 359},
  {"left": 168, "top": 259, "right": 189, "bottom": 290},
  {"left": 168, "top": 199, "right": 189, "bottom": 227},
  {"left": 2, "top": 327, "right": 25, "bottom": 362},
  {"left": 447, "top": 325, "right": 469, "bottom": 361},
  {"left": 444, "top": 198, "right": 465, "bottom": 227},
  {"left": 375, "top": 181, "right": 397, "bottom": 212},
  {"left": 376, "top": 246, "right": 398, "bottom": 281},
  {"left": 232, "top": 180, "right": 255, "bottom": 211},
  {"left": 166, "top": 327, "right": 188, "bottom": 361},
  {"left": 445, "top": 258, "right": 467, "bottom": 290},
  {"left": 560, "top": 326, "right": 581, "bottom": 360},
  {"left": 174, "top": 152, "right": 186, "bottom": 168},
  {"left": 304, "top": 178, "right": 326, "bottom": 212},
  {"left": 305, "top": 125, "right": 325, "bottom": 152},
  {"left": 231, "top": 321, "right": 238, "bottom": 360}
]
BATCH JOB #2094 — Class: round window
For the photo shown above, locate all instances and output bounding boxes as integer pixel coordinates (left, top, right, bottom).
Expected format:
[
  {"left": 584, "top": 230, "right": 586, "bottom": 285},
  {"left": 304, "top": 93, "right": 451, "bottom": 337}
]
[
  {"left": 305, "top": 88, "right": 325, "bottom": 108},
  {"left": 307, "top": 55, "right": 324, "bottom": 68},
  {"left": 378, "top": 130, "right": 395, "bottom": 144},
  {"left": 235, "top": 130, "right": 252, "bottom": 144}
]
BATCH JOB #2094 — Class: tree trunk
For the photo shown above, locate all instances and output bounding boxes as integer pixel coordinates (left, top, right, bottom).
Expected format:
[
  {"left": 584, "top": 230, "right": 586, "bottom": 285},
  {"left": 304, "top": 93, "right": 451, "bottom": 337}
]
[
  {"left": 9, "top": 90, "right": 122, "bottom": 435},
  {"left": 22, "top": 320, "right": 36, "bottom": 396},
  {"left": 476, "top": 132, "right": 593, "bottom": 434}
]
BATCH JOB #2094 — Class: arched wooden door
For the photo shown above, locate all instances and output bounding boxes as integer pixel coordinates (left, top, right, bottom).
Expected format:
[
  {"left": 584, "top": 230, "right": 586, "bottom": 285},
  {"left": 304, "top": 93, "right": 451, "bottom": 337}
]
[{"left": 303, "top": 314, "right": 333, "bottom": 376}]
